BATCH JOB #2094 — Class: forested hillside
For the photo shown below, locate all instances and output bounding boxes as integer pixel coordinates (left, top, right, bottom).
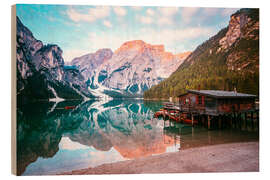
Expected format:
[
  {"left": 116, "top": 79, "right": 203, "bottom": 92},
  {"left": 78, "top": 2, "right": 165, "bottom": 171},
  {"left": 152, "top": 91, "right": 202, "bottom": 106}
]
[{"left": 144, "top": 9, "right": 259, "bottom": 99}]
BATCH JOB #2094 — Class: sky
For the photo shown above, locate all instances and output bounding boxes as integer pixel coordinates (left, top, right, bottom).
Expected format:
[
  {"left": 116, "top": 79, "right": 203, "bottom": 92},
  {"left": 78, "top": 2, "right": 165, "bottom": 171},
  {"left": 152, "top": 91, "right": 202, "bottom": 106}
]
[{"left": 16, "top": 4, "right": 239, "bottom": 62}]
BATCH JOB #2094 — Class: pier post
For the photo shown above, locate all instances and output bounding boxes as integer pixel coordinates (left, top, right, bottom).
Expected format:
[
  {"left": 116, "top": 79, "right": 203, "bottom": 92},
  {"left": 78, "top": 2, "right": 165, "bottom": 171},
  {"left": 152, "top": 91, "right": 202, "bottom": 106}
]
[
  {"left": 218, "top": 115, "right": 222, "bottom": 129},
  {"left": 231, "top": 113, "right": 234, "bottom": 128},
  {"left": 244, "top": 112, "right": 247, "bottom": 130},
  {"left": 237, "top": 113, "right": 240, "bottom": 129},
  {"left": 162, "top": 110, "right": 165, "bottom": 120},
  {"left": 229, "top": 114, "right": 232, "bottom": 128},
  {"left": 239, "top": 113, "right": 242, "bottom": 129},
  {"left": 235, "top": 113, "right": 238, "bottom": 128},
  {"left": 202, "top": 115, "right": 205, "bottom": 128},
  {"left": 251, "top": 112, "right": 254, "bottom": 130},
  {"left": 163, "top": 119, "right": 165, "bottom": 127},
  {"left": 191, "top": 114, "right": 194, "bottom": 127},
  {"left": 233, "top": 113, "right": 236, "bottom": 128},
  {"left": 256, "top": 110, "right": 259, "bottom": 130},
  {"left": 208, "top": 115, "right": 211, "bottom": 130},
  {"left": 240, "top": 113, "right": 243, "bottom": 130}
]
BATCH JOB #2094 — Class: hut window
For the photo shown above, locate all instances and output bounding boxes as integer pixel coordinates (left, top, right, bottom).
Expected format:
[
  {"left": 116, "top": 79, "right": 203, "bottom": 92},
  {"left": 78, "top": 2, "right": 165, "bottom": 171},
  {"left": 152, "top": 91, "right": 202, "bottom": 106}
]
[
  {"left": 205, "top": 97, "right": 216, "bottom": 107},
  {"left": 198, "top": 96, "right": 202, "bottom": 105},
  {"left": 202, "top": 96, "right": 205, "bottom": 105}
]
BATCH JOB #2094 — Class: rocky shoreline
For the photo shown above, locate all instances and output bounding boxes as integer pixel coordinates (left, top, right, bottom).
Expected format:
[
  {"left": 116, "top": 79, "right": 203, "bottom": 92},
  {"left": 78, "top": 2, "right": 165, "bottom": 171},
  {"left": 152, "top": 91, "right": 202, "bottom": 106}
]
[{"left": 61, "top": 141, "right": 259, "bottom": 175}]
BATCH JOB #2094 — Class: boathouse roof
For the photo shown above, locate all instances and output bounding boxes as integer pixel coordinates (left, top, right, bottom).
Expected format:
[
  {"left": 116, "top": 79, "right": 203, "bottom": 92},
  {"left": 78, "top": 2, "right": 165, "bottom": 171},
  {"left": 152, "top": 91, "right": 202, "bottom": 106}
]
[{"left": 178, "top": 90, "right": 257, "bottom": 99}]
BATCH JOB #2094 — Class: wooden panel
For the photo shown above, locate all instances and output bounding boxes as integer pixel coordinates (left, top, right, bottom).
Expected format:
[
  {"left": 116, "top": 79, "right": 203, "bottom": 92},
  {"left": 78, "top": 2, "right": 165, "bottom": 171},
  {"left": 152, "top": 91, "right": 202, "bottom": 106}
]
[{"left": 217, "top": 98, "right": 255, "bottom": 113}]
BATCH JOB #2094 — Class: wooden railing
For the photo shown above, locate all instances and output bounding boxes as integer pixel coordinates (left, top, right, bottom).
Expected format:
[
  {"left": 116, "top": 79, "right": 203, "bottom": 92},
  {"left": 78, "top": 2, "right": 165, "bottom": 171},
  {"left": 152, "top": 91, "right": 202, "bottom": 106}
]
[{"left": 179, "top": 104, "right": 205, "bottom": 112}]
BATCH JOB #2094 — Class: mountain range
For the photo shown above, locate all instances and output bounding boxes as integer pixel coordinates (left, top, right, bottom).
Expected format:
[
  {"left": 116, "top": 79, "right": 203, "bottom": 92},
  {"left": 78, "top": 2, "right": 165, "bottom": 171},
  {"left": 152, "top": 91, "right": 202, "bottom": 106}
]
[
  {"left": 16, "top": 8, "right": 259, "bottom": 103},
  {"left": 16, "top": 16, "right": 190, "bottom": 103},
  {"left": 71, "top": 40, "right": 190, "bottom": 98}
]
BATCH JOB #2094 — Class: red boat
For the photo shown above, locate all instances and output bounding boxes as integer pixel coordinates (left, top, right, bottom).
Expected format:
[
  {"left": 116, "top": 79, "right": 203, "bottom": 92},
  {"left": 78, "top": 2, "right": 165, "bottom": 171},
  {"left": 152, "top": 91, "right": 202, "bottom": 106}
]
[
  {"left": 154, "top": 111, "right": 163, "bottom": 118},
  {"left": 154, "top": 109, "right": 198, "bottom": 125},
  {"left": 64, "top": 106, "right": 76, "bottom": 110}
]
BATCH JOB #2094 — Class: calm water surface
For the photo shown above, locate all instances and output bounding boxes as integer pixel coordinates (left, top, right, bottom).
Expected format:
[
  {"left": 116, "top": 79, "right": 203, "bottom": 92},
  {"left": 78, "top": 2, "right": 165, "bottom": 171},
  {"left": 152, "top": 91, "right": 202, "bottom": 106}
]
[{"left": 17, "top": 99, "right": 258, "bottom": 175}]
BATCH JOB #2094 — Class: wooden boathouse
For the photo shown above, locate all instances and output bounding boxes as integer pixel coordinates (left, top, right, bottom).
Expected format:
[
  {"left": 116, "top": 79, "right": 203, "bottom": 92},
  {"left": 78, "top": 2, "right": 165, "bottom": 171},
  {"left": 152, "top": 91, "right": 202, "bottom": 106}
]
[{"left": 158, "top": 90, "right": 258, "bottom": 130}]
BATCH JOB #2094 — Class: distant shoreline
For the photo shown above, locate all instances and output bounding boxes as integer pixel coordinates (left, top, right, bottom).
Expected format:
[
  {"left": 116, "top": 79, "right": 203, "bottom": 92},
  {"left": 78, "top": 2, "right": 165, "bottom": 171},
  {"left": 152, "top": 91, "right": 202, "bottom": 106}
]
[{"left": 61, "top": 141, "right": 259, "bottom": 175}]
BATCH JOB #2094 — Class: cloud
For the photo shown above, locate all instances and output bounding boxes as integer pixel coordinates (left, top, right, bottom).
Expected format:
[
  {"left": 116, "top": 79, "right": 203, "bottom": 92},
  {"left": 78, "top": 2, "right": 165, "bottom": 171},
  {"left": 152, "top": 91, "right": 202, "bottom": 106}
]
[
  {"left": 103, "top": 20, "right": 112, "bottom": 28},
  {"left": 113, "top": 6, "right": 127, "bottom": 16},
  {"left": 87, "top": 32, "right": 126, "bottom": 52},
  {"left": 158, "top": 7, "right": 179, "bottom": 17},
  {"left": 146, "top": 8, "right": 155, "bottom": 16},
  {"left": 221, "top": 8, "right": 239, "bottom": 16},
  {"left": 67, "top": 8, "right": 92, "bottom": 22},
  {"left": 181, "top": 7, "right": 200, "bottom": 24},
  {"left": 85, "top": 26, "right": 214, "bottom": 54},
  {"left": 137, "top": 15, "right": 153, "bottom": 24},
  {"left": 63, "top": 6, "right": 224, "bottom": 61},
  {"left": 89, "top": 6, "right": 111, "bottom": 19},
  {"left": 63, "top": 24, "right": 215, "bottom": 62},
  {"left": 138, "top": 27, "right": 215, "bottom": 47},
  {"left": 157, "top": 17, "right": 173, "bottom": 25},
  {"left": 131, "top": 6, "right": 143, "bottom": 11},
  {"left": 202, "top": 8, "right": 220, "bottom": 16},
  {"left": 67, "top": 6, "right": 110, "bottom": 22},
  {"left": 146, "top": 7, "right": 179, "bottom": 26},
  {"left": 137, "top": 7, "right": 178, "bottom": 26}
]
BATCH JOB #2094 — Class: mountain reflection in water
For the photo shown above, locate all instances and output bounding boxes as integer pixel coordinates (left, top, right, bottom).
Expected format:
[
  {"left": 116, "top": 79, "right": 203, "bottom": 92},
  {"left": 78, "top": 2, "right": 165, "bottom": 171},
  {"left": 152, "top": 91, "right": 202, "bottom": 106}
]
[
  {"left": 17, "top": 99, "right": 258, "bottom": 175},
  {"left": 17, "top": 100, "right": 171, "bottom": 175}
]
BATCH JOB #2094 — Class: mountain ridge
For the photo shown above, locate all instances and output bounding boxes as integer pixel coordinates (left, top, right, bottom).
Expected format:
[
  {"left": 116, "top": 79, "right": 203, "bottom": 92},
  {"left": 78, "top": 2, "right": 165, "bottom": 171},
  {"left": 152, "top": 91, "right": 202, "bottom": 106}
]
[{"left": 70, "top": 40, "right": 191, "bottom": 98}]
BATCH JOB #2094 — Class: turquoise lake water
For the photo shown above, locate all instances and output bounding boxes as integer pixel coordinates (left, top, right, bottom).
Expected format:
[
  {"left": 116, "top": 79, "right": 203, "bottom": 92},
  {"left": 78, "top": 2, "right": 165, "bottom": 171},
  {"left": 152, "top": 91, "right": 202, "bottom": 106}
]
[{"left": 17, "top": 99, "right": 259, "bottom": 175}]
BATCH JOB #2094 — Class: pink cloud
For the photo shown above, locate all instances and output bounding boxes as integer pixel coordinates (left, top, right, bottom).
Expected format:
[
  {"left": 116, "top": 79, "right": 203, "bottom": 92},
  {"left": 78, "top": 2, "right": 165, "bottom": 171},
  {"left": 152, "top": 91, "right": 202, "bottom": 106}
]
[
  {"left": 146, "top": 8, "right": 155, "bottom": 16},
  {"left": 181, "top": 7, "right": 200, "bottom": 24},
  {"left": 67, "top": 6, "right": 111, "bottom": 22},
  {"left": 103, "top": 20, "right": 113, "bottom": 28},
  {"left": 158, "top": 7, "right": 179, "bottom": 17},
  {"left": 137, "top": 15, "right": 153, "bottom": 24},
  {"left": 113, "top": 6, "right": 127, "bottom": 16}
]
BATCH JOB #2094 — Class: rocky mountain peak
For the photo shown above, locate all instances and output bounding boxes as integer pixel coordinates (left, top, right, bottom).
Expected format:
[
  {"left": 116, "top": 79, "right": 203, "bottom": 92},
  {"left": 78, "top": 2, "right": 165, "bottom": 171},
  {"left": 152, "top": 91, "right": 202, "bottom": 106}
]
[
  {"left": 219, "top": 8, "right": 259, "bottom": 51},
  {"left": 114, "top": 40, "right": 168, "bottom": 57},
  {"left": 72, "top": 48, "right": 113, "bottom": 66},
  {"left": 16, "top": 16, "right": 94, "bottom": 104},
  {"left": 115, "top": 40, "right": 148, "bottom": 54},
  {"left": 94, "top": 48, "right": 113, "bottom": 62},
  {"left": 149, "top": 44, "right": 165, "bottom": 52},
  {"left": 16, "top": 17, "right": 43, "bottom": 56},
  {"left": 114, "top": 40, "right": 185, "bottom": 64},
  {"left": 35, "top": 44, "right": 64, "bottom": 68}
]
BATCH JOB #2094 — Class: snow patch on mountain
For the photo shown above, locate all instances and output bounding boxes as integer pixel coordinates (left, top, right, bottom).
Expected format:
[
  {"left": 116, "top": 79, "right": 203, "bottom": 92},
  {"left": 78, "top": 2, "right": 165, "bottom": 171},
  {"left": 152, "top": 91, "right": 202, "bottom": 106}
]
[{"left": 48, "top": 86, "right": 64, "bottom": 102}]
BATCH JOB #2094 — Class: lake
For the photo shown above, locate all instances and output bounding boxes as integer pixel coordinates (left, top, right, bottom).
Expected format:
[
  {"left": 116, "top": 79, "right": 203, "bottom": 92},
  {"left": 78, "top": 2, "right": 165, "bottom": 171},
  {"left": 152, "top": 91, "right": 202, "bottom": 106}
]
[{"left": 16, "top": 99, "right": 259, "bottom": 175}]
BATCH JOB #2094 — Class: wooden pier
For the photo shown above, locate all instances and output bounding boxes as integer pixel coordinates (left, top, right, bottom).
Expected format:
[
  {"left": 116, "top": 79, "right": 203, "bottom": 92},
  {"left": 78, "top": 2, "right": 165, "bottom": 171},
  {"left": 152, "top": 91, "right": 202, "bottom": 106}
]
[{"left": 155, "top": 90, "right": 259, "bottom": 130}]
